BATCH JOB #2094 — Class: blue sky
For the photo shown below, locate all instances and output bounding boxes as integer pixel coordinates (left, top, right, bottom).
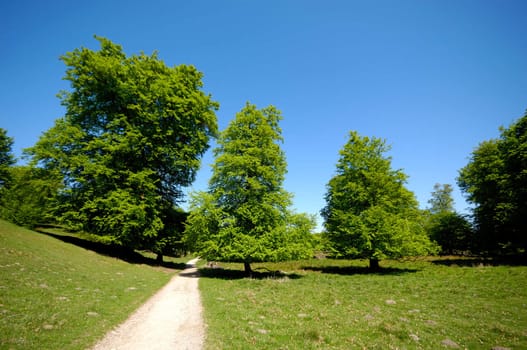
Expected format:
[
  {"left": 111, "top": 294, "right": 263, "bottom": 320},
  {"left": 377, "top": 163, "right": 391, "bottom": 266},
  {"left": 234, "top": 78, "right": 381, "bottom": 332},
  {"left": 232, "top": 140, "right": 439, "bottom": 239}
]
[{"left": 1, "top": 0, "right": 526, "bottom": 227}]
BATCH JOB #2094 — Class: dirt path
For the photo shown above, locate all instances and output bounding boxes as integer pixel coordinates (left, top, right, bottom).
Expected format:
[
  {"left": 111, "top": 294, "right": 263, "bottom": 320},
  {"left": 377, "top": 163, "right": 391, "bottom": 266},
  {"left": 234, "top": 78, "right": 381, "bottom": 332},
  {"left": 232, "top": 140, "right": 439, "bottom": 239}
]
[{"left": 91, "top": 258, "right": 204, "bottom": 350}]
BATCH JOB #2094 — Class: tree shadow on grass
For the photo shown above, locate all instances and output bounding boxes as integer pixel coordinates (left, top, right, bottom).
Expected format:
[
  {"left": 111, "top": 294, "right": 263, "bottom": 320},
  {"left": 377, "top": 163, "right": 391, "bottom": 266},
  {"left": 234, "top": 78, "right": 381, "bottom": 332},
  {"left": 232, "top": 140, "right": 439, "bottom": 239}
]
[
  {"left": 301, "top": 265, "right": 419, "bottom": 276},
  {"left": 199, "top": 266, "right": 303, "bottom": 280},
  {"left": 35, "top": 228, "right": 186, "bottom": 270},
  {"left": 431, "top": 256, "right": 527, "bottom": 267}
]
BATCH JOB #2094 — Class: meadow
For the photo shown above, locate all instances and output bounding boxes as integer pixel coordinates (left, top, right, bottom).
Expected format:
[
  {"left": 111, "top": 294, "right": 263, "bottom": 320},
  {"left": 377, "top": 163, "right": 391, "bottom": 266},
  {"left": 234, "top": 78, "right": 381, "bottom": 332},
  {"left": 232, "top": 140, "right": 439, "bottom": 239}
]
[
  {"left": 0, "top": 220, "right": 184, "bottom": 349},
  {"left": 199, "top": 258, "right": 527, "bottom": 349},
  {"left": 1, "top": 218, "right": 526, "bottom": 349}
]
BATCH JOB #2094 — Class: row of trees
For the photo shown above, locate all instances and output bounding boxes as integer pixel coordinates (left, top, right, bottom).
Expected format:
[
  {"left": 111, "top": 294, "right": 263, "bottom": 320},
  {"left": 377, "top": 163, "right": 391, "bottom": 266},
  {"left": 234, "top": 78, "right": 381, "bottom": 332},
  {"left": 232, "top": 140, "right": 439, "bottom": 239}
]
[
  {"left": 458, "top": 115, "right": 527, "bottom": 254},
  {"left": 1, "top": 37, "right": 525, "bottom": 271}
]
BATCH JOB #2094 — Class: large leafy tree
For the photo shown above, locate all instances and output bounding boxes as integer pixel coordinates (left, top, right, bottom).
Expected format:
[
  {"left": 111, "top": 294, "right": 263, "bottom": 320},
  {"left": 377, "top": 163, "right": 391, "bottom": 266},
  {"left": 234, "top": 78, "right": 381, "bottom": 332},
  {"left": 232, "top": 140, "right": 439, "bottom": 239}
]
[
  {"left": 0, "top": 128, "right": 15, "bottom": 190},
  {"left": 458, "top": 111, "right": 527, "bottom": 254},
  {"left": 185, "top": 103, "right": 314, "bottom": 274},
  {"left": 321, "top": 131, "right": 437, "bottom": 269},
  {"left": 27, "top": 37, "right": 218, "bottom": 254}
]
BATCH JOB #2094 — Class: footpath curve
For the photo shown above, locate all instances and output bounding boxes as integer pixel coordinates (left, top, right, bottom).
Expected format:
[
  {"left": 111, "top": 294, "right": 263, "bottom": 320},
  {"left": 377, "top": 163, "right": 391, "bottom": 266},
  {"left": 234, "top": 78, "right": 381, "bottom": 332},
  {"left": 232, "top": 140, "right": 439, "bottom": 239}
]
[{"left": 91, "top": 258, "right": 204, "bottom": 350}]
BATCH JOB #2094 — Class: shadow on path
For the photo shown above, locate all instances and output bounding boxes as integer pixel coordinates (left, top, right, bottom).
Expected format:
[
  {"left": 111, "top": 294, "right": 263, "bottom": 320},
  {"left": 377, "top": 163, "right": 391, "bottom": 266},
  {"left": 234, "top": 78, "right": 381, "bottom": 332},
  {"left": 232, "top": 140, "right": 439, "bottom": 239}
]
[
  {"left": 179, "top": 268, "right": 201, "bottom": 278},
  {"left": 35, "top": 229, "right": 186, "bottom": 270}
]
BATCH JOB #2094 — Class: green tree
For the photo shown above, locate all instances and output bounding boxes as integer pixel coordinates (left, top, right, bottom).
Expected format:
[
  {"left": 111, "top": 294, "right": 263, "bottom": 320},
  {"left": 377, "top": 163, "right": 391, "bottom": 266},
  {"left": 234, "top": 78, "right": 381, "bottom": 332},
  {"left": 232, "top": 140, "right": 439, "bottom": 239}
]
[
  {"left": 425, "top": 183, "right": 473, "bottom": 254},
  {"left": 428, "top": 183, "right": 455, "bottom": 215},
  {"left": 321, "top": 131, "right": 437, "bottom": 270},
  {"left": 26, "top": 37, "right": 218, "bottom": 255},
  {"left": 0, "top": 166, "right": 62, "bottom": 228},
  {"left": 151, "top": 206, "right": 189, "bottom": 262},
  {"left": 427, "top": 211, "right": 473, "bottom": 255},
  {"left": 185, "top": 103, "right": 314, "bottom": 275},
  {"left": 458, "top": 111, "right": 527, "bottom": 254},
  {"left": 0, "top": 128, "right": 15, "bottom": 190}
]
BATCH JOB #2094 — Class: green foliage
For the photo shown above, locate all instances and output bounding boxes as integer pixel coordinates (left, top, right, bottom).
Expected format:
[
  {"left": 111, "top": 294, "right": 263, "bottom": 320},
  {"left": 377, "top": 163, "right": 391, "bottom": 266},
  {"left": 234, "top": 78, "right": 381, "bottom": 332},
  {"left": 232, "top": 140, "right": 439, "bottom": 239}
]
[
  {"left": 458, "top": 111, "right": 527, "bottom": 254},
  {"left": 150, "top": 206, "right": 189, "bottom": 260},
  {"left": 424, "top": 183, "right": 474, "bottom": 255},
  {"left": 427, "top": 183, "right": 455, "bottom": 215},
  {"left": 321, "top": 131, "right": 437, "bottom": 267},
  {"left": 185, "top": 103, "right": 314, "bottom": 272},
  {"left": 0, "top": 166, "right": 62, "bottom": 228},
  {"left": 427, "top": 211, "right": 474, "bottom": 255},
  {"left": 26, "top": 36, "right": 218, "bottom": 249},
  {"left": 0, "top": 128, "right": 15, "bottom": 190}
]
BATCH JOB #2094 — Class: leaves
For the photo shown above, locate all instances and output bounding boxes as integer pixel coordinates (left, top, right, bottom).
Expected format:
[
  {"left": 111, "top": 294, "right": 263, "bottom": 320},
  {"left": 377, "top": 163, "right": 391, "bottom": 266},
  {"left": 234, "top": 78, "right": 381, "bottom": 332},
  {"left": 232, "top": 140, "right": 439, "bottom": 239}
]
[
  {"left": 185, "top": 103, "right": 314, "bottom": 266},
  {"left": 457, "top": 111, "right": 527, "bottom": 253},
  {"left": 25, "top": 36, "right": 218, "bottom": 248},
  {"left": 0, "top": 166, "right": 62, "bottom": 228},
  {"left": 427, "top": 183, "right": 455, "bottom": 215},
  {"left": 0, "top": 128, "right": 15, "bottom": 189},
  {"left": 322, "top": 131, "right": 437, "bottom": 262}
]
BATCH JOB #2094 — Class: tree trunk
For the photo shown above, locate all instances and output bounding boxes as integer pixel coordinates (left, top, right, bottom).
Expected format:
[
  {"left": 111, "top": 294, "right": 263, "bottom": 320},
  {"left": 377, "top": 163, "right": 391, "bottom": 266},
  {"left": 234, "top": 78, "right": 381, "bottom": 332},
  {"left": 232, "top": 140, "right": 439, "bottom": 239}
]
[
  {"left": 244, "top": 261, "right": 253, "bottom": 277},
  {"left": 369, "top": 258, "right": 379, "bottom": 271},
  {"left": 156, "top": 253, "right": 163, "bottom": 264}
]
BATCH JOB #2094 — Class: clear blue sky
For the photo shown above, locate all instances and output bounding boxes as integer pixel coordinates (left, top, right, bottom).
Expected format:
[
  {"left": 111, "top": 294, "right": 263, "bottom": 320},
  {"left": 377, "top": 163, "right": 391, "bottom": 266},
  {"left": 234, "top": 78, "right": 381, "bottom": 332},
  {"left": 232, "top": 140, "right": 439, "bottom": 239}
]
[{"left": 2, "top": 0, "right": 526, "bottom": 227}]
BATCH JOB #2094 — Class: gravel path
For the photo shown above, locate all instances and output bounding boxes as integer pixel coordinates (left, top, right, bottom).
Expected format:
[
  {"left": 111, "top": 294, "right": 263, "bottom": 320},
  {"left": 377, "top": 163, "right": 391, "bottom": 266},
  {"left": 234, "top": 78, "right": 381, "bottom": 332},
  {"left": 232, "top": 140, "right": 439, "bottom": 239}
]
[{"left": 91, "top": 258, "right": 204, "bottom": 350}]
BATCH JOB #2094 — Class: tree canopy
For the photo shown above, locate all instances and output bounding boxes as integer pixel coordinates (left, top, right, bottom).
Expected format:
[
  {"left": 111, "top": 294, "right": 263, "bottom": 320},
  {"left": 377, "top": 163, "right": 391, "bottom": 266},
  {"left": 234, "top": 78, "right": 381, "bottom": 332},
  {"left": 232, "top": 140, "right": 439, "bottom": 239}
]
[
  {"left": 458, "top": 111, "right": 527, "bottom": 254},
  {"left": 321, "top": 131, "right": 437, "bottom": 269},
  {"left": 0, "top": 166, "right": 62, "bottom": 228},
  {"left": 26, "top": 36, "right": 218, "bottom": 252},
  {"left": 427, "top": 183, "right": 455, "bottom": 215},
  {"left": 184, "top": 103, "right": 314, "bottom": 274},
  {"left": 425, "top": 183, "right": 473, "bottom": 255},
  {"left": 0, "top": 128, "right": 15, "bottom": 190}
]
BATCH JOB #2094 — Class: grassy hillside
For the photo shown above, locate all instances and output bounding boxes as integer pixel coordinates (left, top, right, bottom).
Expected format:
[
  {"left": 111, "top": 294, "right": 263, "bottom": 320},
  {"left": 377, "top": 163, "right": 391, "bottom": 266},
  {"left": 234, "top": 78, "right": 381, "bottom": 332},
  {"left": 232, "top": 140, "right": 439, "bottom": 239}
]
[
  {"left": 0, "top": 220, "right": 180, "bottom": 349},
  {"left": 200, "top": 258, "right": 527, "bottom": 349}
]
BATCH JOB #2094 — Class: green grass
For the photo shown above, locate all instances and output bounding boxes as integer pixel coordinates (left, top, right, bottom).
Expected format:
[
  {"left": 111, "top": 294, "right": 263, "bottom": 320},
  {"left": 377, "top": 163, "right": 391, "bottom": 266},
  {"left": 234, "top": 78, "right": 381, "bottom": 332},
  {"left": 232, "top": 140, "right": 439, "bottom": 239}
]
[
  {"left": 199, "top": 258, "right": 527, "bottom": 349},
  {"left": 3, "top": 218, "right": 526, "bottom": 349},
  {"left": 0, "top": 219, "right": 186, "bottom": 349}
]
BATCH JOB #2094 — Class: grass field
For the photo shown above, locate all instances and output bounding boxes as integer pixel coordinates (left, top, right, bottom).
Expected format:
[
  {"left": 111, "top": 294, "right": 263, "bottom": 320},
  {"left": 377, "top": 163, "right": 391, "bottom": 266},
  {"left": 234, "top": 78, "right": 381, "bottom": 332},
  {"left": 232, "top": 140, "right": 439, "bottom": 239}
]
[
  {"left": 2, "top": 218, "right": 526, "bottom": 350},
  {"left": 0, "top": 220, "right": 185, "bottom": 350},
  {"left": 199, "top": 258, "right": 527, "bottom": 350}
]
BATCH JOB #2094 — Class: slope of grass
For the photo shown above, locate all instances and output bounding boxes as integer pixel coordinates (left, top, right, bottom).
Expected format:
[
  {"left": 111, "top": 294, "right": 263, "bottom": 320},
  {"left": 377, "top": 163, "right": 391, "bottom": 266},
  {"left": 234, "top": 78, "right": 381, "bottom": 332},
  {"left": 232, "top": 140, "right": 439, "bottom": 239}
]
[
  {"left": 199, "top": 258, "right": 527, "bottom": 349},
  {"left": 0, "top": 220, "right": 182, "bottom": 349}
]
